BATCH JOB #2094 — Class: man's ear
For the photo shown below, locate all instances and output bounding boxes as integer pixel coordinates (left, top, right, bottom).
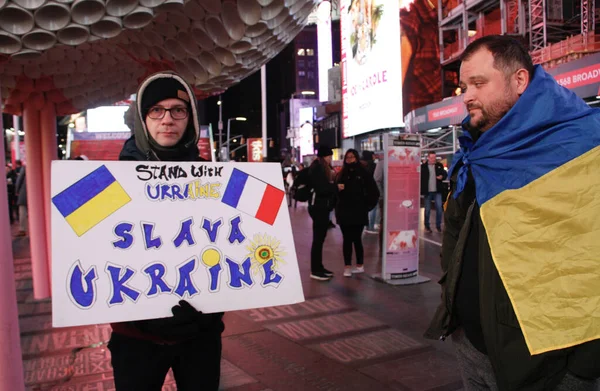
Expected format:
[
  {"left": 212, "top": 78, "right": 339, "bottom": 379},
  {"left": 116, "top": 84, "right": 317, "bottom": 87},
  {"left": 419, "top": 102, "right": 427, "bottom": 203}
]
[{"left": 515, "top": 68, "right": 530, "bottom": 95}]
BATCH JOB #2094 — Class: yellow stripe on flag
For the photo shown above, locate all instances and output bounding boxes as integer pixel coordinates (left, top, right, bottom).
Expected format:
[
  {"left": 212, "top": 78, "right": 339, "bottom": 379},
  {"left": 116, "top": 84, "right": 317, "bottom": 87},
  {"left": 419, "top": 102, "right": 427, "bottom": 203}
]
[
  {"left": 480, "top": 145, "right": 600, "bottom": 355},
  {"left": 65, "top": 181, "right": 131, "bottom": 237}
]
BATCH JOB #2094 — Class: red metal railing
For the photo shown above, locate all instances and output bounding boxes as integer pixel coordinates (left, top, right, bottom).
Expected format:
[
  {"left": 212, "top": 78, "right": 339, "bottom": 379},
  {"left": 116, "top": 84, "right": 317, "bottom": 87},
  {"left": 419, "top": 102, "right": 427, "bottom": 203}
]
[
  {"left": 443, "top": 32, "right": 600, "bottom": 66},
  {"left": 530, "top": 33, "right": 600, "bottom": 66}
]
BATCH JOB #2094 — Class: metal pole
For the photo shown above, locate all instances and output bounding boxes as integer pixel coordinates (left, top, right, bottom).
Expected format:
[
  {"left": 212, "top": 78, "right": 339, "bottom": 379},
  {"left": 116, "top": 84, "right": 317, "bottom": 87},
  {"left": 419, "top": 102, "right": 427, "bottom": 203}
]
[
  {"left": 290, "top": 96, "right": 295, "bottom": 158},
  {"left": 0, "top": 81, "right": 26, "bottom": 391},
  {"left": 218, "top": 95, "right": 223, "bottom": 161},
  {"left": 261, "top": 65, "right": 267, "bottom": 159},
  {"left": 226, "top": 118, "right": 231, "bottom": 161},
  {"left": 23, "top": 103, "right": 50, "bottom": 299},
  {"left": 13, "top": 115, "right": 20, "bottom": 165},
  {"left": 500, "top": 0, "right": 507, "bottom": 34},
  {"left": 452, "top": 125, "right": 458, "bottom": 151},
  {"left": 41, "top": 104, "right": 57, "bottom": 289}
]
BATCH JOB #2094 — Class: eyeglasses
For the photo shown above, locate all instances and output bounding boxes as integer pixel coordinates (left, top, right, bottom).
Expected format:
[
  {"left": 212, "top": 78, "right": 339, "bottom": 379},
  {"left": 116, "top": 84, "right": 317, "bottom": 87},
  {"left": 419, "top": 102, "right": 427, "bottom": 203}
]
[{"left": 147, "top": 106, "right": 189, "bottom": 120}]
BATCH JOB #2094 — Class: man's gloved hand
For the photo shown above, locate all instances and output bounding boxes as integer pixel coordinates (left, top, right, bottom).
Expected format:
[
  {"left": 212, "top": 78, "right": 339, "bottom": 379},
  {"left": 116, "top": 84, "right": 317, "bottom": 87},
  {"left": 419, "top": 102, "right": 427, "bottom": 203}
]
[{"left": 135, "top": 301, "right": 224, "bottom": 341}]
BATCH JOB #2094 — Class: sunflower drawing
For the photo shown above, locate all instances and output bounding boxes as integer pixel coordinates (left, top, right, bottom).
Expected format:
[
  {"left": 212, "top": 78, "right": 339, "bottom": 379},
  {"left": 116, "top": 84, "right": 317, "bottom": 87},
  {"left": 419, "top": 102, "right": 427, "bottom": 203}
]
[{"left": 245, "top": 233, "right": 287, "bottom": 277}]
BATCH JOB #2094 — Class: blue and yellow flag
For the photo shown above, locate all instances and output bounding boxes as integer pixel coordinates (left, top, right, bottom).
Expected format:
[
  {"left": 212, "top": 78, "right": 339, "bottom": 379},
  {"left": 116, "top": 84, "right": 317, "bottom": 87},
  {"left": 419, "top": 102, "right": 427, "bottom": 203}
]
[
  {"left": 52, "top": 165, "right": 131, "bottom": 237},
  {"left": 451, "top": 65, "right": 600, "bottom": 355}
]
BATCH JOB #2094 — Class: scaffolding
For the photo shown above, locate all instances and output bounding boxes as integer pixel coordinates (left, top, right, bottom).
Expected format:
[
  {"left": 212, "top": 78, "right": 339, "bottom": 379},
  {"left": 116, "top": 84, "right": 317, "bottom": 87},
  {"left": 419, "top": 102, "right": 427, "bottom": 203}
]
[
  {"left": 420, "top": 127, "right": 460, "bottom": 157},
  {"left": 582, "top": 0, "right": 596, "bottom": 40},
  {"left": 437, "top": 0, "right": 594, "bottom": 93},
  {"left": 529, "top": 0, "right": 547, "bottom": 51}
]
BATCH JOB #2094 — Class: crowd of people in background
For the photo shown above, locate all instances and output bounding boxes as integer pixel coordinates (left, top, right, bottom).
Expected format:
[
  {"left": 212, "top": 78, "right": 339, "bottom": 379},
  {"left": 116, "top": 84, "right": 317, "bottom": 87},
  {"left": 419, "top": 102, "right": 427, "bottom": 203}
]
[{"left": 282, "top": 145, "right": 450, "bottom": 282}]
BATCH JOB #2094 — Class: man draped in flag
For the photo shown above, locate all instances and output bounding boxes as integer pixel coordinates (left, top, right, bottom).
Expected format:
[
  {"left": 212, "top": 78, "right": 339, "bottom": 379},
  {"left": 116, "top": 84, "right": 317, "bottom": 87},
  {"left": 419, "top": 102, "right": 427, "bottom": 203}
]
[{"left": 425, "top": 35, "right": 600, "bottom": 390}]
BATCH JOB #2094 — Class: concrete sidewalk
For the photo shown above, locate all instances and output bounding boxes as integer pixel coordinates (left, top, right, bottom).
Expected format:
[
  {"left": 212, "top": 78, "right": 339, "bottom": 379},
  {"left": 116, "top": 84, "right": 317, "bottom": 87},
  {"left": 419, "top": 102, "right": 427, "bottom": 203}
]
[{"left": 17, "top": 205, "right": 463, "bottom": 391}]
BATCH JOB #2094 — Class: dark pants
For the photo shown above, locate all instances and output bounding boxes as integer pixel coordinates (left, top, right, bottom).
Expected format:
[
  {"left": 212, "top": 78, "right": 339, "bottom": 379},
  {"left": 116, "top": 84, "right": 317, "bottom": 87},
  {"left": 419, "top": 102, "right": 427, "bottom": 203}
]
[
  {"left": 108, "top": 332, "right": 222, "bottom": 391},
  {"left": 7, "top": 192, "right": 16, "bottom": 223},
  {"left": 424, "top": 192, "right": 443, "bottom": 229},
  {"left": 309, "top": 207, "right": 329, "bottom": 273},
  {"left": 340, "top": 224, "right": 364, "bottom": 266},
  {"left": 452, "top": 328, "right": 598, "bottom": 390}
]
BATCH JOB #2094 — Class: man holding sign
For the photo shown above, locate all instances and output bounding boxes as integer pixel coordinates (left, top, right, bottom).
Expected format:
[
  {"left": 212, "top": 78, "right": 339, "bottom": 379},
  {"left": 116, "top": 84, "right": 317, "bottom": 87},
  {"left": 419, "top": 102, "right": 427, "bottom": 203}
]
[
  {"left": 51, "top": 71, "right": 304, "bottom": 390},
  {"left": 111, "top": 72, "right": 224, "bottom": 390}
]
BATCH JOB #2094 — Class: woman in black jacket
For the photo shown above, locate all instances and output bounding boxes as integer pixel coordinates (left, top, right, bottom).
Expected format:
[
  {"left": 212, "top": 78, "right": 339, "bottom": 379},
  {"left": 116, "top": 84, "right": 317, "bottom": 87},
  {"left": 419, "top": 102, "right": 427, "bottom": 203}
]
[
  {"left": 335, "top": 149, "right": 380, "bottom": 277},
  {"left": 308, "top": 146, "right": 337, "bottom": 281}
]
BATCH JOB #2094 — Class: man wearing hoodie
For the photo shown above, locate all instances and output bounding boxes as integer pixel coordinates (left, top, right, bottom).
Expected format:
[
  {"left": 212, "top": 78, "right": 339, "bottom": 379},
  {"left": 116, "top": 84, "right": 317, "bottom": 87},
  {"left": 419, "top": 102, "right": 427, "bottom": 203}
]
[
  {"left": 425, "top": 35, "right": 600, "bottom": 390},
  {"left": 110, "top": 72, "right": 224, "bottom": 390}
]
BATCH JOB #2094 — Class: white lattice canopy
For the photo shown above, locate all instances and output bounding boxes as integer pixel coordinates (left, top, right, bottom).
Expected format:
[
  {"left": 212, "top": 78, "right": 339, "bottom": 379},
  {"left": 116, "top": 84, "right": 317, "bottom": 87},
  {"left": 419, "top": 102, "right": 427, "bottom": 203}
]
[{"left": 0, "top": 0, "right": 316, "bottom": 115}]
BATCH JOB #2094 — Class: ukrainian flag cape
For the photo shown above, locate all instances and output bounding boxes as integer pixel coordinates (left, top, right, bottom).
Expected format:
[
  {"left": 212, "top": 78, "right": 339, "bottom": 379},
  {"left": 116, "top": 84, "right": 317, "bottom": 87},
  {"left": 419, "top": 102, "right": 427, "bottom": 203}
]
[{"left": 450, "top": 65, "right": 600, "bottom": 355}]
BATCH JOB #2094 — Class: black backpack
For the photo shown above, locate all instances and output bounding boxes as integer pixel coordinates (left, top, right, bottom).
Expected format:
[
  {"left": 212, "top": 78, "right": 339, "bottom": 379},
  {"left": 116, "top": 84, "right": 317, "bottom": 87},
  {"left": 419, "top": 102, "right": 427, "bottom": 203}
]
[{"left": 292, "top": 169, "right": 312, "bottom": 202}]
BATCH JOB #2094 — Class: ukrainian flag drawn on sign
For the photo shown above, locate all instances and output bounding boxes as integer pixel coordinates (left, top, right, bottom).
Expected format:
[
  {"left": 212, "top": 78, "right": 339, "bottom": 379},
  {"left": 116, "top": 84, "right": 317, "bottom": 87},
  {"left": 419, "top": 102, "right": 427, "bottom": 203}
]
[
  {"left": 52, "top": 165, "right": 131, "bottom": 237},
  {"left": 450, "top": 65, "right": 600, "bottom": 355}
]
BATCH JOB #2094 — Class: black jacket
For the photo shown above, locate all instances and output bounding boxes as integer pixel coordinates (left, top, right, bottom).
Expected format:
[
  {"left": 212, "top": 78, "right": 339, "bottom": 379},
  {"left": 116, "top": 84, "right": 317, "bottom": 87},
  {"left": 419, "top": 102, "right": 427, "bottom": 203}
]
[
  {"left": 420, "top": 161, "right": 447, "bottom": 195},
  {"left": 111, "top": 71, "right": 223, "bottom": 344},
  {"left": 424, "top": 164, "right": 600, "bottom": 390},
  {"left": 335, "top": 164, "right": 379, "bottom": 226},
  {"left": 307, "top": 160, "right": 336, "bottom": 212}
]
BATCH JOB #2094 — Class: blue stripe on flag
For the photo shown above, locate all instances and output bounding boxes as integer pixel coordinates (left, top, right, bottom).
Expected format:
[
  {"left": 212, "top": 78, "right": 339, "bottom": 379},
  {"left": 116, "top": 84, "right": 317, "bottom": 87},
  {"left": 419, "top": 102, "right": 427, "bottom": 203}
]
[
  {"left": 52, "top": 165, "right": 116, "bottom": 217},
  {"left": 221, "top": 168, "right": 249, "bottom": 209}
]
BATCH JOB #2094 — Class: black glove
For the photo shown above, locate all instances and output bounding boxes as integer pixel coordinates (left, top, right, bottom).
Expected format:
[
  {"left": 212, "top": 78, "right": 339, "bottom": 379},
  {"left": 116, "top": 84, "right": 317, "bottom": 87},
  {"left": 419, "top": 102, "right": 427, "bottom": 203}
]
[
  {"left": 135, "top": 301, "right": 224, "bottom": 341},
  {"left": 172, "top": 300, "right": 225, "bottom": 332}
]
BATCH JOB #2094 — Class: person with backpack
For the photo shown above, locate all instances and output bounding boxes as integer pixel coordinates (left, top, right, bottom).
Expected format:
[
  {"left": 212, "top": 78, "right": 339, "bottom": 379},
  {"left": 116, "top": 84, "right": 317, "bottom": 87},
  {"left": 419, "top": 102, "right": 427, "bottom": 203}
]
[
  {"left": 307, "top": 146, "right": 337, "bottom": 281},
  {"left": 335, "top": 149, "right": 380, "bottom": 277},
  {"left": 292, "top": 163, "right": 310, "bottom": 205}
]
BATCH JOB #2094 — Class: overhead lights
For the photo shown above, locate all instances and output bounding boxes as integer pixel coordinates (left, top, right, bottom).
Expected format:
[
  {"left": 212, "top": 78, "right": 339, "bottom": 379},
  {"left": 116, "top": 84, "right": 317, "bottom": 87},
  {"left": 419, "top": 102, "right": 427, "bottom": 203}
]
[{"left": 426, "top": 127, "right": 442, "bottom": 133}]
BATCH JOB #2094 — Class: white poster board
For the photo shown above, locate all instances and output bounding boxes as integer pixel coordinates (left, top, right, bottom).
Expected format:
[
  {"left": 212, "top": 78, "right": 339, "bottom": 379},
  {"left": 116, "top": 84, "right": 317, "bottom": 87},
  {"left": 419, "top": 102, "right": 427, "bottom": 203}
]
[{"left": 51, "top": 161, "right": 305, "bottom": 327}]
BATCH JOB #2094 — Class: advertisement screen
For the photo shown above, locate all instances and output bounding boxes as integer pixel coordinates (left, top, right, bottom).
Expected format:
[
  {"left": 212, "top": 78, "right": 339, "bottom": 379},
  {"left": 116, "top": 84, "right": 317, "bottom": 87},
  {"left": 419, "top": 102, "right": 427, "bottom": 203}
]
[
  {"left": 86, "top": 106, "right": 131, "bottom": 133},
  {"left": 341, "top": 0, "right": 403, "bottom": 138},
  {"left": 317, "top": 1, "right": 333, "bottom": 102}
]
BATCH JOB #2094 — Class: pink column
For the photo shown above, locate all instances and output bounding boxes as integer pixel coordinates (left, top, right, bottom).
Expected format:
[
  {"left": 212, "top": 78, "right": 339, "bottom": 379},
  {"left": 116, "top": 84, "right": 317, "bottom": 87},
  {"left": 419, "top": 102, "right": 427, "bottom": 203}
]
[
  {"left": 23, "top": 103, "right": 51, "bottom": 299},
  {"left": 0, "top": 88, "right": 26, "bottom": 390},
  {"left": 40, "top": 104, "right": 57, "bottom": 288}
]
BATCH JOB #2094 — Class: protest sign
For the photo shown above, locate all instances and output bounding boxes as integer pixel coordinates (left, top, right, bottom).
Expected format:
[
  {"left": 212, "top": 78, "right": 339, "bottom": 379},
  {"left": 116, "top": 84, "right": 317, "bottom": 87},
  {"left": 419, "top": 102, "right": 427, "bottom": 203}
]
[{"left": 51, "top": 161, "right": 304, "bottom": 327}]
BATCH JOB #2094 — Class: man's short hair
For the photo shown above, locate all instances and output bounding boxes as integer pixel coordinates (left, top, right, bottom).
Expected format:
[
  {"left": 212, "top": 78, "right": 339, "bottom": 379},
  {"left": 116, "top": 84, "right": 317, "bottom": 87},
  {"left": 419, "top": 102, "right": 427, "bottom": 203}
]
[
  {"left": 428, "top": 151, "right": 436, "bottom": 156},
  {"left": 460, "top": 35, "right": 534, "bottom": 82}
]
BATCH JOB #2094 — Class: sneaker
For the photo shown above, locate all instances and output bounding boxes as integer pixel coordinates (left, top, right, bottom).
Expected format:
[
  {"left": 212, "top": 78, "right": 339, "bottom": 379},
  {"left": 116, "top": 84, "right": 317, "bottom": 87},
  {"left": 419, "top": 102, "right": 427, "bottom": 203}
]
[
  {"left": 343, "top": 269, "right": 352, "bottom": 277},
  {"left": 425, "top": 227, "right": 432, "bottom": 233},
  {"left": 436, "top": 227, "right": 442, "bottom": 233},
  {"left": 365, "top": 229, "right": 378, "bottom": 234},
  {"left": 310, "top": 272, "right": 332, "bottom": 281},
  {"left": 352, "top": 265, "right": 365, "bottom": 274},
  {"left": 322, "top": 268, "right": 334, "bottom": 277}
]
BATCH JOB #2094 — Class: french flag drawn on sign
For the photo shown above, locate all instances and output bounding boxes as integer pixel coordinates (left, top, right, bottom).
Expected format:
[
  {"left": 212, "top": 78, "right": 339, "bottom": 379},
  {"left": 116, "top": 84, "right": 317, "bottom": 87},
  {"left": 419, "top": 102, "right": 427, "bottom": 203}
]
[{"left": 221, "top": 168, "right": 285, "bottom": 225}]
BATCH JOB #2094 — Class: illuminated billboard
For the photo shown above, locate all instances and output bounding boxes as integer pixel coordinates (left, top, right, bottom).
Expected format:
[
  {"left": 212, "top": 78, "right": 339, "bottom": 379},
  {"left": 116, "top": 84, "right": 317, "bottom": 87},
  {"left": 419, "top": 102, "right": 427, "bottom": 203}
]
[
  {"left": 317, "top": 1, "right": 333, "bottom": 102},
  {"left": 86, "top": 106, "right": 131, "bottom": 133},
  {"left": 340, "top": 0, "right": 403, "bottom": 138},
  {"left": 247, "top": 138, "right": 264, "bottom": 162}
]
